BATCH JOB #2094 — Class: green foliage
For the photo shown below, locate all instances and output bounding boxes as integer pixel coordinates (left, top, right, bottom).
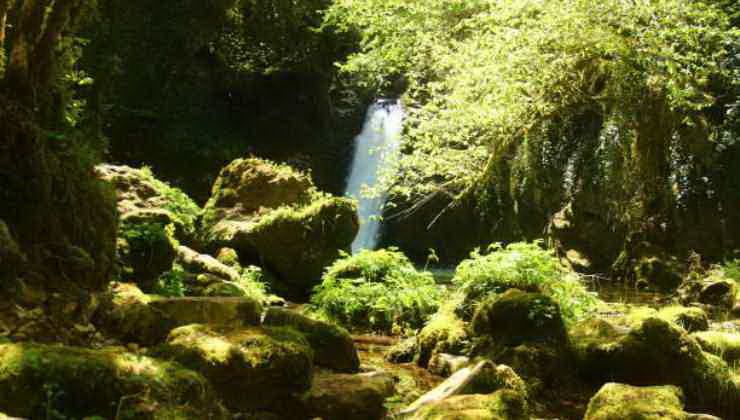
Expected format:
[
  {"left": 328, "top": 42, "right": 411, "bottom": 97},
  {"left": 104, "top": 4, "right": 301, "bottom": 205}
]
[
  {"left": 720, "top": 259, "right": 740, "bottom": 282},
  {"left": 139, "top": 166, "right": 201, "bottom": 237},
  {"left": 310, "top": 248, "right": 442, "bottom": 334},
  {"left": 453, "top": 241, "right": 598, "bottom": 324},
  {"left": 327, "top": 0, "right": 740, "bottom": 250},
  {"left": 120, "top": 221, "right": 171, "bottom": 255},
  {"left": 154, "top": 265, "right": 189, "bottom": 298}
]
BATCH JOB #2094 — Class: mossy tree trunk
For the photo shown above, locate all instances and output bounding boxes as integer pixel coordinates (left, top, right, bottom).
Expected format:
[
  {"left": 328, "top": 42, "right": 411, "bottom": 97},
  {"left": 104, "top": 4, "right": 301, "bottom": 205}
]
[{"left": 0, "top": 0, "right": 117, "bottom": 296}]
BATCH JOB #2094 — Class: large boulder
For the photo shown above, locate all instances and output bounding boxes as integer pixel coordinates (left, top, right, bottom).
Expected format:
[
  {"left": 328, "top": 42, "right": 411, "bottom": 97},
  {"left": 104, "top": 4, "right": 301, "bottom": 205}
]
[
  {"left": 0, "top": 342, "right": 227, "bottom": 419},
  {"left": 97, "top": 164, "right": 201, "bottom": 290},
  {"left": 471, "top": 289, "right": 567, "bottom": 347},
  {"left": 679, "top": 269, "right": 737, "bottom": 310},
  {"left": 201, "top": 158, "right": 358, "bottom": 299},
  {"left": 156, "top": 324, "right": 313, "bottom": 412},
  {"left": 571, "top": 317, "right": 738, "bottom": 416},
  {"left": 96, "top": 164, "right": 200, "bottom": 241},
  {"left": 263, "top": 307, "right": 359, "bottom": 372},
  {"left": 584, "top": 383, "right": 692, "bottom": 420},
  {"left": 299, "top": 371, "right": 396, "bottom": 420},
  {"left": 148, "top": 296, "right": 262, "bottom": 327},
  {"left": 93, "top": 282, "right": 174, "bottom": 345}
]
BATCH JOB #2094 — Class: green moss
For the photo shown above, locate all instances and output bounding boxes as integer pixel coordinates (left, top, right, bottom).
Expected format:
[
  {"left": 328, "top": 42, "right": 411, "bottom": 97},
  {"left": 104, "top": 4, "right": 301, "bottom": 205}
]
[
  {"left": 139, "top": 166, "right": 200, "bottom": 238},
  {"left": 118, "top": 220, "right": 176, "bottom": 289},
  {"left": 417, "top": 297, "right": 469, "bottom": 367},
  {"left": 310, "top": 248, "right": 442, "bottom": 334},
  {"left": 157, "top": 324, "right": 313, "bottom": 412},
  {"left": 0, "top": 343, "right": 225, "bottom": 419},
  {"left": 584, "top": 383, "right": 687, "bottom": 420},
  {"left": 692, "top": 331, "right": 740, "bottom": 364}
]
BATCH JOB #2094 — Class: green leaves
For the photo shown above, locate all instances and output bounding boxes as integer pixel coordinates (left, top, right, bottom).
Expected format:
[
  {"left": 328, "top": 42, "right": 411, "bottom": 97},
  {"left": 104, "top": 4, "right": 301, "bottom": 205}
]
[{"left": 310, "top": 248, "right": 442, "bottom": 334}]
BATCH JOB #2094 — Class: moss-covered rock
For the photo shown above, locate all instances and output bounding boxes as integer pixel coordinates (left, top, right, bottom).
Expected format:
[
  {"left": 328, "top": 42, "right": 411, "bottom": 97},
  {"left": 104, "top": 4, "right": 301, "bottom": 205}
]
[
  {"left": 156, "top": 324, "right": 313, "bottom": 412},
  {"left": 299, "top": 371, "right": 395, "bottom": 420},
  {"left": 386, "top": 337, "right": 418, "bottom": 364},
  {"left": 263, "top": 307, "right": 359, "bottom": 372},
  {"left": 96, "top": 164, "right": 200, "bottom": 241},
  {"left": 201, "top": 158, "right": 358, "bottom": 299},
  {"left": 148, "top": 296, "right": 262, "bottom": 327},
  {"left": 583, "top": 383, "right": 688, "bottom": 420},
  {"left": 691, "top": 331, "right": 740, "bottom": 364},
  {"left": 679, "top": 268, "right": 737, "bottom": 310},
  {"left": 571, "top": 317, "right": 737, "bottom": 416},
  {"left": 471, "top": 289, "right": 567, "bottom": 347},
  {"left": 93, "top": 282, "right": 174, "bottom": 345},
  {"left": 633, "top": 254, "right": 684, "bottom": 291},
  {"left": 409, "top": 389, "right": 528, "bottom": 420},
  {"left": 0, "top": 342, "right": 227, "bottom": 419},
  {"left": 201, "top": 157, "right": 315, "bottom": 229},
  {"left": 657, "top": 306, "right": 710, "bottom": 333},
  {"left": 417, "top": 301, "right": 470, "bottom": 368}
]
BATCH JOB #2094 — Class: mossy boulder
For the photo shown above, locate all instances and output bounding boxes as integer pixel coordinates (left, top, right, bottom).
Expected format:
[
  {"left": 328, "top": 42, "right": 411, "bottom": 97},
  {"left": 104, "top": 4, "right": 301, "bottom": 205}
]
[
  {"left": 409, "top": 389, "right": 528, "bottom": 420},
  {"left": 201, "top": 158, "right": 358, "bottom": 299},
  {"left": 417, "top": 303, "right": 470, "bottom": 368},
  {"left": 679, "top": 269, "right": 737, "bottom": 309},
  {"left": 299, "top": 371, "right": 396, "bottom": 420},
  {"left": 156, "top": 324, "right": 313, "bottom": 412},
  {"left": 0, "top": 343, "right": 227, "bottom": 419},
  {"left": 691, "top": 331, "right": 740, "bottom": 364},
  {"left": 263, "top": 307, "right": 359, "bottom": 372},
  {"left": 96, "top": 164, "right": 200, "bottom": 242},
  {"left": 93, "top": 282, "right": 175, "bottom": 345},
  {"left": 386, "top": 337, "right": 418, "bottom": 364},
  {"left": 571, "top": 317, "right": 737, "bottom": 416},
  {"left": 471, "top": 289, "right": 567, "bottom": 347},
  {"left": 148, "top": 296, "right": 262, "bottom": 327},
  {"left": 584, "top": 383, "right": 689, "bottom": 420},
  {"left": 656, "top": 306, "right": 709, "bottom": 333}
]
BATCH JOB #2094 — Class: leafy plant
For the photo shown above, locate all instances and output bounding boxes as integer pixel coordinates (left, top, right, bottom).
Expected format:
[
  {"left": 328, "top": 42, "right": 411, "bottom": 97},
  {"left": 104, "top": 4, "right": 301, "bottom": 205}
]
[
  {"left": 453, "top": 241, "right": 598, "bottom": 324},
  {"left": 154, "top": 266, "right": 189, "bottom": 297},
  {"left": 310, "top": 248, "right": 442, "bottom": 334}
]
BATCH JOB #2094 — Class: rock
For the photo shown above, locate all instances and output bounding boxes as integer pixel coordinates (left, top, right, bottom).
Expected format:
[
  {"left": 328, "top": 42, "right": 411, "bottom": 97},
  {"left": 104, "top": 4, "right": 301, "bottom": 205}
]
[
  {"left": 408, "top": 389, "right": 528, "bottom": 420},
  {"left": 93, "top": 282, "right": 174, "bottom": 345},
  {"left": 96, "top": 164, "right": 200, "bottom": 242},
  {"left": 385, "top": 337, "right": 418, "bottom": 364},
  {"left": 417, "top": 304, "right": 469, "bottom": 368},
  {"left": 679, "top": 270, "right": 737, "bottom": 310},
  {"left": 584, "top": 383, "right": 688, "bottom": 420},
  {"left": 428, "top": 353, "right": 470, "bottom": 377},
  {"left": 263, "top": 307, "right": 359, "bottom": 372},
  {"left": 148, "top": 296, "right": 262, "bottom": 327},
  {"left": 156, "top": 324, "right": 313, "bottom": 412},
  {"left": 691, "top": 331, "right": 740, "bottom": 363},
  {"left": 571, "top": 317, "right": 737, "bottom": 416},
  {"left": 699, "top": 279, "right": 735, "bottom": 308},
  {"left": 471, "top": 289, "right": 567, "bottom": 347},
  {"left": 0, "top": 220, "right": 25, "bottom": 283},
  {"left": 200, "top": 157, "right": 315, "bottom": 230},
  {"left": 0, "top": 342, "right": 227, "bottom": 419},
  {"left": 656, "top": 306, "right": 709, "bottom": 332},
  {"left": 400, "top": 360, "right": 508, "bottom": 416},
  {"left": 200, "top": 158, "right": 358, "bottom": 299},
  {"left": 300, "top": 371, "right": 396, "bottom": 420},
  {"left": 634, "top": 254, "right": 683, "bottom": 291},
  {"left": 175, "top": 245, "right": 241, "bottom": 282}
]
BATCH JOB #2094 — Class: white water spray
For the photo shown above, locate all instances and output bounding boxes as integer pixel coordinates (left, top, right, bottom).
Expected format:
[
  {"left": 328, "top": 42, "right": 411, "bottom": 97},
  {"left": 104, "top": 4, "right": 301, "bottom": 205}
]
[{"left": 345, "top": 100, "right": 404, "bottom": 253}]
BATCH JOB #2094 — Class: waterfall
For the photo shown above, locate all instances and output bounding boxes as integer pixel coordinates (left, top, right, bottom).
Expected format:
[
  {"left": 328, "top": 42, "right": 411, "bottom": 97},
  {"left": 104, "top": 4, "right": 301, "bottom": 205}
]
[{"left": 345, "top": 99, "right": 404, "bottom": 253}]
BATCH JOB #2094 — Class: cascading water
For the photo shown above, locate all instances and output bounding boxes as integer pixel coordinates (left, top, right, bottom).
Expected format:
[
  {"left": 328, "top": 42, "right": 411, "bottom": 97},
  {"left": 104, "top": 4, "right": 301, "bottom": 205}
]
[{"left": 345, "top": 99, "right": 404, "bottom": 253}]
